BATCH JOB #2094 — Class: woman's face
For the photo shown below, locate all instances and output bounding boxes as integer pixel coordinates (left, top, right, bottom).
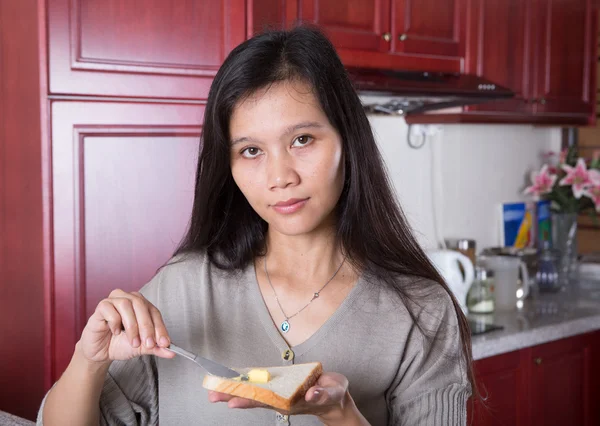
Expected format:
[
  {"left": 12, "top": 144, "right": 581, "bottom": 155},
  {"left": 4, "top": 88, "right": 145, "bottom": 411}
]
[{"left": 229, "top": 80, "right": 345, "bottom": 237}]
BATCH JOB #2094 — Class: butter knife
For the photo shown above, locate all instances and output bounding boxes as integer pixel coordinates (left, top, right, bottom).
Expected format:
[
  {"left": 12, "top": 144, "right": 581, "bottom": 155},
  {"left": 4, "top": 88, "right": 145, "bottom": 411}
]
[{"left": 165, "top": 343, "right": 242, "bottom": 379}]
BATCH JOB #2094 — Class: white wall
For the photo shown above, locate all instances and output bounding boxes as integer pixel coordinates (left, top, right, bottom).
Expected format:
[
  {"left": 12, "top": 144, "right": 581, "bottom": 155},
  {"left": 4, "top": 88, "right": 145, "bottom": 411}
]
[{"left": 368, "top": 115, "right": 562, "bottom": 251}]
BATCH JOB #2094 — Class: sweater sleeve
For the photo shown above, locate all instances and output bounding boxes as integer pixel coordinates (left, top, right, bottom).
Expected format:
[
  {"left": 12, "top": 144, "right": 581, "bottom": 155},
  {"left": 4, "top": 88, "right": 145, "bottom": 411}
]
[
  {"left": 386, "top": 283, "right": 472, "bottom": 426},
  {"left": 98, "top": 355, "right": 159, "bottom": 425},
  {"left": 36, "top": 269, "right": 164, "bottom": 425}
]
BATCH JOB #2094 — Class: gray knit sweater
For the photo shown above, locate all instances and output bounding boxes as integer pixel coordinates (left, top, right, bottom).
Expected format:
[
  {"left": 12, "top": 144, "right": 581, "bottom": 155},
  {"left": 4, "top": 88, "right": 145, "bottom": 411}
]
[{"left": 37, "top": 252, "right": 471, "bottom": 425}]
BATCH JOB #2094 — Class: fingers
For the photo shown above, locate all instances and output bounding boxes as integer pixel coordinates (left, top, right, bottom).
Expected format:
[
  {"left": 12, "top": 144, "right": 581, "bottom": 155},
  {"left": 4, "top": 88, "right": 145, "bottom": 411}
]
[
  {"left": 207, "top": 372, "right": 351, "bottom": 415},
  {"left": 207, "top": 392, "right": 269, "bottom": 410},
  {"left": 304, "top": 385, "right": 345, "bottom": 406},
  {"left": 97, "top": 289, "right": 170, "bottom": 351},
  {"left": 129, "top": 295, "right": 156, "bottom": 350},
  {"left": 148, "top": 303, "right": 171, "bottom": 348},
  {"left": 111, "top": 297, "right": 141, "bottom": 348}
]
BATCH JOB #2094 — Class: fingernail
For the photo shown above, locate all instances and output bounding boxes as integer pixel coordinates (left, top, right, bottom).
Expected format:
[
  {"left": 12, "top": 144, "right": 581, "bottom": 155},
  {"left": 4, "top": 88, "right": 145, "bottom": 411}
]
[
  {"left": 146, "top": 337, "right": 155, "bottom": 348},
  {"left": 160, "top": 336, "right": 169, "bottom": 347},
  {"left": 311, "top": 389, "right": 322, "bottom": 401},
  {"left": 132, "top": 337, "right": 141, "bottom": 347}
]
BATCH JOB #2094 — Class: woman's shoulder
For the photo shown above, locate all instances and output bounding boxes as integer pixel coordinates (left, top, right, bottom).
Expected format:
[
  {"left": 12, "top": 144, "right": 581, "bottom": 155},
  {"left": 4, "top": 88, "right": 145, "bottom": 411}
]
[
  {"left": 365, "top": 272, "right": 458, "bottom": 326},
  {"left": 139, "top": 250, "right": 246, "bottom": 301}
]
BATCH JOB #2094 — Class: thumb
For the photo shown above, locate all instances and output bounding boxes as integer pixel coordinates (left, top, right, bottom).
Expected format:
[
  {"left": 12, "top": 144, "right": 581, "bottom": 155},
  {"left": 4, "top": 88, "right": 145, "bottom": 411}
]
[{"left": 305, "top": 386, "right": 346, "bottom": 406}]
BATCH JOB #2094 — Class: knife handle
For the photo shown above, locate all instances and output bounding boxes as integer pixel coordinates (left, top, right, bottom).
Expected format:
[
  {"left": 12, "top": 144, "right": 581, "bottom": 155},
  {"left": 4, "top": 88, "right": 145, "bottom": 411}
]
[{"left": 164, "top": 343, "right": 197, "bottom": 362}]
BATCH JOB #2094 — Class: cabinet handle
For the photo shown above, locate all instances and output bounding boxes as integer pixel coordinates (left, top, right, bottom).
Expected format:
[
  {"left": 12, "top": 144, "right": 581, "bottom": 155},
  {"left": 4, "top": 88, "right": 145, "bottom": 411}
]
[
  {"left": 531, "top": 98, "right": 538, "bottom": 104},
  {"left": 398, "top": 33, "right": 408, "bottom": 41},
  {"left": 382, "top": 32, "right": 391, "bottom": 42},
  {"left": 534, "top": 357, "right": 543, "bottom": 365},
  {"left": 539, "top": 97, "right": 547, "bottom": 105}
]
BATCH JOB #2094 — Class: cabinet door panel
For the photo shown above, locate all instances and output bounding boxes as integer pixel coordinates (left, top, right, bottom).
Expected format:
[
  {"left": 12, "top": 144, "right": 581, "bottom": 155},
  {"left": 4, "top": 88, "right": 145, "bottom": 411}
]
[
  {"left": 530, "top": 335, "right": 590, "bottom": 425},
  {"left": 48, "top": 0, "right": 245, "bottom": 99},
  {"left": 464, "top": 0, "right": 533, "bottom": 115},
  {"left": 51, "top": 101, "right": 203, "bottom": 379},
  {"left": 393, "top": 0, "right": 461, "bottom": 57},
  {"left": 299, "top": 0, "right": 391, "bottom": 52},
  {"left": 534, "top": 0, "right": 594, "bottom": 116},
  {"left": 471, "top": 351, "right": 527, "bottom": 426}
]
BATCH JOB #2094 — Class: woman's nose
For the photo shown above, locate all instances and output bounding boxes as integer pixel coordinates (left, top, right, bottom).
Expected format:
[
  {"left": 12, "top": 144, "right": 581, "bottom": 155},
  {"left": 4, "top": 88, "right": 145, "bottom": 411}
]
[{"left": 267, "top": 154, "right": 300, "bottom": 189}]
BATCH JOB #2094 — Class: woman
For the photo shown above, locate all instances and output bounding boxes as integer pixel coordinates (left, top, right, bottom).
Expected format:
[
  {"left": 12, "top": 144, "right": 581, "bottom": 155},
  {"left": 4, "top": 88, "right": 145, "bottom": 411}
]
[{"left": 39, "top": 26, "right": 474, "bottom": 425}]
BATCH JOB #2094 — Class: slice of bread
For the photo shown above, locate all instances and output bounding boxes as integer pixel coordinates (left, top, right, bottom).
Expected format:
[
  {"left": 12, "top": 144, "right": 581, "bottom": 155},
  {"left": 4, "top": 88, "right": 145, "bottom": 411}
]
[{"left": 202, "top": 362, "right": 323, "bottom": 412}]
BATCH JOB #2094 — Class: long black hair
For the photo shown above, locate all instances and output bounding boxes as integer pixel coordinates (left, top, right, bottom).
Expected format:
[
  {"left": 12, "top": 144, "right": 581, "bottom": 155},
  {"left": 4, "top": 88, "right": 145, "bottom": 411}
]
[{"left": 175, "top": 25, "right": 476, "bottom": 401}]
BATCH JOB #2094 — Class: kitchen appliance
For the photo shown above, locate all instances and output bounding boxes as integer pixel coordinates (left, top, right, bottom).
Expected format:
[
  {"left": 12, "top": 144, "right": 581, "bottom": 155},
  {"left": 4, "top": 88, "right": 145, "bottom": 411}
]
[
  {"left": 445, "top": 238, "right": 477, "bottom": 268},
  {"left": 347, "top": 67, "right": 514, "bottom": 115},
  {"left": 426, "top": 249, "right": 474, "bottom": 314},
  {"left": 480, "top": 255, "right": 530, "bottom": 311}
]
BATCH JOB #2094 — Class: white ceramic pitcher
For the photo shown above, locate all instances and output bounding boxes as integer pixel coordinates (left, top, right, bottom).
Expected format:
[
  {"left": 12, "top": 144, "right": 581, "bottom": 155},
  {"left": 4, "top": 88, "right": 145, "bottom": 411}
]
[
  {"left": 481, "top": 255, "right": 530, "bottom": 311},
  {"left": 426, "top": 249, "right": 474, "bottom": 314}
]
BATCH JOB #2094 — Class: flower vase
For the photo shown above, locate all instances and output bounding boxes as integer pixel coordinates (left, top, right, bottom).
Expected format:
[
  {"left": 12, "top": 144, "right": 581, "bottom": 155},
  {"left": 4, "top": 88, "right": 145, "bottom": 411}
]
[{"left": 551, "top": 212, "right": 579, "bottom": 288}]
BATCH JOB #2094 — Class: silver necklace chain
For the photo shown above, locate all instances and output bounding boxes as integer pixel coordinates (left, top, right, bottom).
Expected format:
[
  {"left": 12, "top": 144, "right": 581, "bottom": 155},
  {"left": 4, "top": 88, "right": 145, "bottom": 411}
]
[{"left": 264, "top": 255, "right": 345, "bottom": 333}]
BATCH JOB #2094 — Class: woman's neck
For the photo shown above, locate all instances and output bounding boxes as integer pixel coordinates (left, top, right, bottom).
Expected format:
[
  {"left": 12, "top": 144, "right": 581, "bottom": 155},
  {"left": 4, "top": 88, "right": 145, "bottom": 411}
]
[{"left": 263, "top": 227, "right": 346, "bottom": 287}]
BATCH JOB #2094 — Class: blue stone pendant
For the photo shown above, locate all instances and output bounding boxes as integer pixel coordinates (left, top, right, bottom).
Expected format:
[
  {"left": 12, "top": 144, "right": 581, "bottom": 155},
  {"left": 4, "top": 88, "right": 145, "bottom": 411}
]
[{"left": 281, "top": 320, "right": 290, "bottom": 333}]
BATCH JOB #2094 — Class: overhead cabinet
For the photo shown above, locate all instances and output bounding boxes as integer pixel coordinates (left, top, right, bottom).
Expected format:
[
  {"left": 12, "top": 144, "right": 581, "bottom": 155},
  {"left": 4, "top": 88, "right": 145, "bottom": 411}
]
[{"left": 412, "top": 0, "right": 597, "bottom": 124}]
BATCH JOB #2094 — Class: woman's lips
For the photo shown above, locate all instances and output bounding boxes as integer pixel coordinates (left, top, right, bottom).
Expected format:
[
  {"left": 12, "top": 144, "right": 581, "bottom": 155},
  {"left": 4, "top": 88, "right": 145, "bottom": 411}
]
[{"left": 272, "top": 198, "right": 309, "bottom": 214}]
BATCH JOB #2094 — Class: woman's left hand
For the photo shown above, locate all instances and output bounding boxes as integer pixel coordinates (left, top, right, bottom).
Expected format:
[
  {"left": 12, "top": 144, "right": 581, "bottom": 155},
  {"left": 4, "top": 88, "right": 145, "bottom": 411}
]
[{"left": 207, "top": 372, "right": 368, "bottom": 425}]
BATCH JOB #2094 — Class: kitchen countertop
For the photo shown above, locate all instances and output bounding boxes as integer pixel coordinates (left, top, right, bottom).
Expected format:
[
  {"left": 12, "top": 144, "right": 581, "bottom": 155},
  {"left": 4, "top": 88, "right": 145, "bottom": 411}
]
[{"left": 471, "top": 265, "right": 600, "bottom": 360}]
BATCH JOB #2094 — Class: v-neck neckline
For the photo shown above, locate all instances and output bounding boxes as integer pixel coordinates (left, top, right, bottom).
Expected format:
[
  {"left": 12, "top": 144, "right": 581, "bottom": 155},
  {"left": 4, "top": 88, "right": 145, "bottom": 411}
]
[{"left": 246, "top": 259, "right": 368, "bottom": 358}]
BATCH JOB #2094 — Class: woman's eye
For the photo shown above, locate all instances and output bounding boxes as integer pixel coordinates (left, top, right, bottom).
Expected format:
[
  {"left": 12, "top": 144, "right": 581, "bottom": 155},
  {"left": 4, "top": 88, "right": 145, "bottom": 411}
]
[
  {"left": 241, "top": 147, "right": 261, "bottom": 158},
  {"left": 292, "top": 135, "right": 313, "bottom": 147}
]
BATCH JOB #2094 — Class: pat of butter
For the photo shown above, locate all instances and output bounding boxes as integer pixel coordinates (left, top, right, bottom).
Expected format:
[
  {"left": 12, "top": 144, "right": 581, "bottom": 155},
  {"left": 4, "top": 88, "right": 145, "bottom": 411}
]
[{"left": 246, "top": 369, "right": 271, "bottom": 383}]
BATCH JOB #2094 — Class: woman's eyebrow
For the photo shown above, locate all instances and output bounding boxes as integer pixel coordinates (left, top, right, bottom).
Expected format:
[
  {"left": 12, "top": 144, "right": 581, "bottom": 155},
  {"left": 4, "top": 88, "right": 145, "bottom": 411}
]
[
  {"left": 282, "top": 121, "right": 324, "bottom": 135},
  {"left": 230, "top": 121, "right": 324, "bottom": 146}
]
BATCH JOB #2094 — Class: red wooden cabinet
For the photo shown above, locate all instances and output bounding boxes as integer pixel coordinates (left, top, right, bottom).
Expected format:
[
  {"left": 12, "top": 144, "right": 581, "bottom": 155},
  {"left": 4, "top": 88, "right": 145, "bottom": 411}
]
[
  {"left": 293, "top": 0, "right": 461, "bottom": 72},
  {"left": 48, "top": 0, "right": 246, "bottom": 99},
  {"left": 392, "top": 0, "right": 461, "bottom": 57},
  {"left": 459, "top": 0, "right": 596, "bottom": 124},
  {"left": 470, "top": 350, "right": 527, "bottom": 426},
  {"left": 463, "top": 0, "right": 534, "bottom": 117},
  {"left": 529, "top": 334, "right": 591, "bottom": 425},
  {"left": 51, "top": 101, "right": 203, "bottom": 380},
  {"left": 298, "top": 0, "right": 391, "bottom": 52},
  {"left": 533, "top": 0, "right": 595, "bottom": 118},
  {"left": 469, "top": 331, "right": 600, "bottom": 426}
]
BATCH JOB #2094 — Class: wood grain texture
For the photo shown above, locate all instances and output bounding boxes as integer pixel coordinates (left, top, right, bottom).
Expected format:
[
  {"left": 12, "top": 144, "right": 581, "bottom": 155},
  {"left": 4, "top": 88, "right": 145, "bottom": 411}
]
[
  {"left": 51, "top": 101, "right": 204, "bottom": 380},
  {"left": 48, "top": 0, "right": 246, "bottom": 99},
  {"left": 0, "top": 0, "right": 49, "bottom": 420},
  {"left": 469, "top": 332, "right": 600, "bottom": 425},
  {"left": 393, "top": 0, "right": 461, "bottom": 57}
]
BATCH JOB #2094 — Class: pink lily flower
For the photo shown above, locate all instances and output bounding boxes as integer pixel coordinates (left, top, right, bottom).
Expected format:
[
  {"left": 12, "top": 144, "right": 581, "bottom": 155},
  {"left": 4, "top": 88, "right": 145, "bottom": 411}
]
[
  {"left": 582, "top": 184, "right": 600, "bottom": 212},
  {"left": 591, "top": 169, "right": 600, "bottom": 185},
  {"left": 560, "top": 158, "right": 596, "bottom": 199},
  {"left": 524, "top": 164, "right": 557, "bottom": 200}
]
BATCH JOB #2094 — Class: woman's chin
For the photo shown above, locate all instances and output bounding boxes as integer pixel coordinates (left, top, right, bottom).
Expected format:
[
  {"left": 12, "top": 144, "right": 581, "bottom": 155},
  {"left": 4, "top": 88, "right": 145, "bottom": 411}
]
[{"left": 268, "top": 217, "right": 330, "bottom": 237}]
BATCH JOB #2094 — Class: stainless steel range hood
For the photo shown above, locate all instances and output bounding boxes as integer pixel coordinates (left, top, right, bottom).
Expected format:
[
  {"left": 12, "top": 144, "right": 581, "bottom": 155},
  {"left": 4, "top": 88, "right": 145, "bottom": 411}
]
[{"left": 346, "top": 67, "right": 514, "bottom": 116}]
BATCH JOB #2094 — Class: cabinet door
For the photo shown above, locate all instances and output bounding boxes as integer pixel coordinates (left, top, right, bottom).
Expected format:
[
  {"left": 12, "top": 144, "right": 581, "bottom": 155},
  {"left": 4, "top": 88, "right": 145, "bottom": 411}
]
[
  {"left": 463, "top": 0, "right": 534, "bottom": 115},
  {"left": 51, "top": 101, "right": 203, "bottom": 380},
  {"left": 530, "top": 335, "right": 590, "bottom": 425},
  {"left": 532, "top": 0, "right": 594, "bottom": 117},
  {"left": 48, "top": 0, "right": 245, "bottom": 99},
  {"left": 392, "top": 0, "right": 461, "bottom": 58},
  {"left": 298, "top": 0, "right": 391, "bottom": 52},
  {"left": 470, "top": 351, "right": 528, "bottom": 426}
]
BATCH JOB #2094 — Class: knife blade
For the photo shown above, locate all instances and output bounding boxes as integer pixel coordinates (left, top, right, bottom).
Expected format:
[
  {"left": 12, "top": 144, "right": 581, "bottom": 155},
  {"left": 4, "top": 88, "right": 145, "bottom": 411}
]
[{"left": 165, "top": 343, "right": 242, "bottom": 379}]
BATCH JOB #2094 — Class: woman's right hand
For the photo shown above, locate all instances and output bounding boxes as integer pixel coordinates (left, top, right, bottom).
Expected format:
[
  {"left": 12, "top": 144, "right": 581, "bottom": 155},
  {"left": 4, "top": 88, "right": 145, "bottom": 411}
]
[{"left": 78, "top": 289, "right": 175, "bottom": 365}]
